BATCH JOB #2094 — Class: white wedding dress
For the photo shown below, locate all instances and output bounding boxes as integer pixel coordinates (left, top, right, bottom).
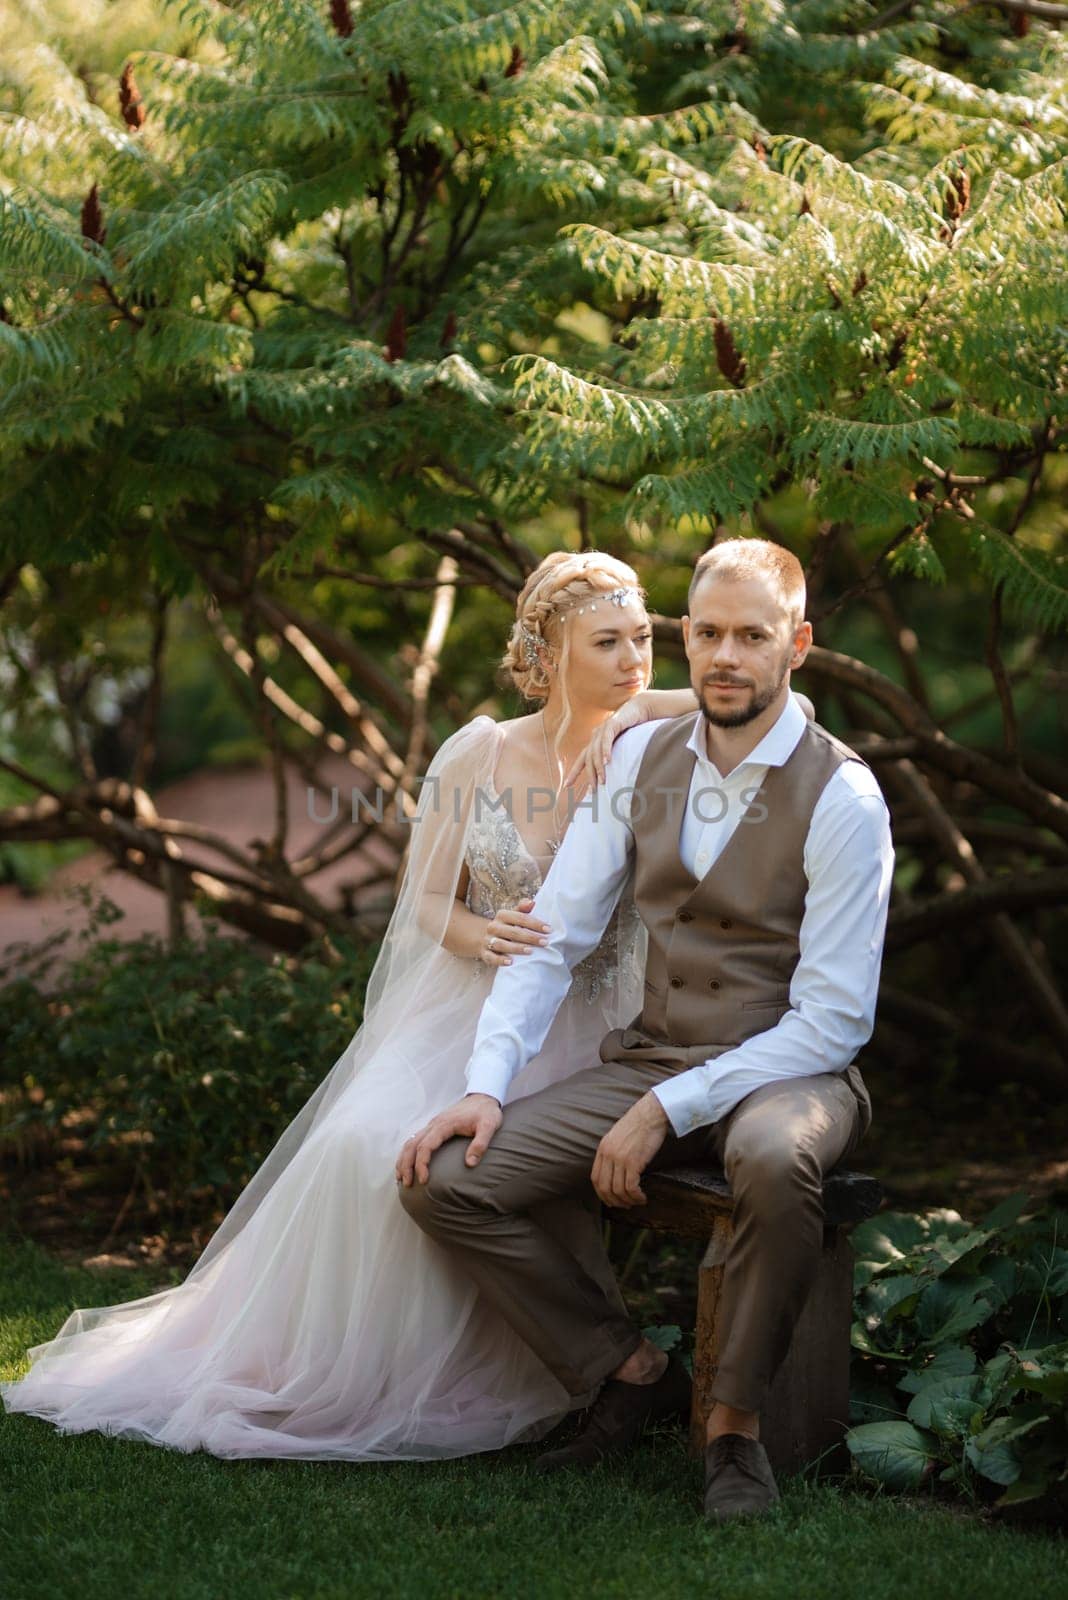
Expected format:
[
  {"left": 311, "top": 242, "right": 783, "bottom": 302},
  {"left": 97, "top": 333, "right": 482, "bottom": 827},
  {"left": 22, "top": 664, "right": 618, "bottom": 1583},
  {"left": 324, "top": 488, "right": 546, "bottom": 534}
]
[{"left": 1, "top": 717, "right": 645, "bottom": 1459}]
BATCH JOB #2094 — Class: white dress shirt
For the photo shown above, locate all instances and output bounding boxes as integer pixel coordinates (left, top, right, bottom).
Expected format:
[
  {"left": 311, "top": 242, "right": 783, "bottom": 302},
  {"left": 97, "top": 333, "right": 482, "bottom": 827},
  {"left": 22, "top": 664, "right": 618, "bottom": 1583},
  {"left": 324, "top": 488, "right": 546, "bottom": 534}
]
[{"left": 465, "top": 692, "right": 894, "bottom": 1135}]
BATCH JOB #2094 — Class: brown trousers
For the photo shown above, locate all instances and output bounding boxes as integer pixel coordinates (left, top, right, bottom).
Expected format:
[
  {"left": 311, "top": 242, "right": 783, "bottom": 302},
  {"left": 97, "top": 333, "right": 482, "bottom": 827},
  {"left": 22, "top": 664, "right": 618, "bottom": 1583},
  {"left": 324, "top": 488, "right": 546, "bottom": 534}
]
[{"left": 398, "top": 1056, "right": 868, "bottom": 1414}]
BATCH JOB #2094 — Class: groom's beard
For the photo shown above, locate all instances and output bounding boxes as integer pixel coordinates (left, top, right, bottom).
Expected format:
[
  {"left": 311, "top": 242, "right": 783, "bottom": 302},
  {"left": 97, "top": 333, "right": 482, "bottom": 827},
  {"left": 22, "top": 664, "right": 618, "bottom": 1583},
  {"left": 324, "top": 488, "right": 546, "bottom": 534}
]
[{"left": 698, "top": 647, "right": 792, "bottom": 730}]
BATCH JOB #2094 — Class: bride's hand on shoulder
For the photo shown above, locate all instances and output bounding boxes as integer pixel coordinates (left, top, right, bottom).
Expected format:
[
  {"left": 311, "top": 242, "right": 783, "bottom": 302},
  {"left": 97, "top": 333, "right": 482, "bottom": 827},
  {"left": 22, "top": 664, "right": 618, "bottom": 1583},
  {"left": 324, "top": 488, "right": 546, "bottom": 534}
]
[
  {"left": 562, "top": 687, "right": 700, "bottom": 797},
  {"left": 395, "top": 1093, "right": 503, "bottom": 1186},
  {"left": 562, "top": 697, "right": 649, "bottom": 799}
]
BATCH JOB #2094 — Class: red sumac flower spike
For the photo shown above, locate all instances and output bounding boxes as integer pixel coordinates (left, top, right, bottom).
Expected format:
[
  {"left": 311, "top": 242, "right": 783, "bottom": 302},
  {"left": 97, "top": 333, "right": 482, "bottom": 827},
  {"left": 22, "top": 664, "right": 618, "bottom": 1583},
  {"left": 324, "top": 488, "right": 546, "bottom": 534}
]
[
  {"left": 81, "top": 183, "right": 106, "bottom": 245},
  {"left": 331, "top": 0, "right": 354, "bottom": 38},
  {"left": 713, "top": 319, "right": 747, "bottom": 389},
  {"left": 948, "top": 165, "right": 970, "bottom": 218},
  {"left": 505, "top": 45, "right": 524, "bottom": 77},
  {"left": 440, "top": 310, "right": 457, "bottom": 349},
  {"left": 119, "top": 64, "right": 145, "bottom": 131}
]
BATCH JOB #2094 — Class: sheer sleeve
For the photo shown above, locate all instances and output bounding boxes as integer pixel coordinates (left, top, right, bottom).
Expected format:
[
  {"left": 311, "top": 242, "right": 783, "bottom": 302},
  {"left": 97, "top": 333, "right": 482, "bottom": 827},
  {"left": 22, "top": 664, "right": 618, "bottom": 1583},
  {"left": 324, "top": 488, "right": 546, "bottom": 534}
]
[{"left": 361, "top": 716, "right": 498, "bottom": 1017}]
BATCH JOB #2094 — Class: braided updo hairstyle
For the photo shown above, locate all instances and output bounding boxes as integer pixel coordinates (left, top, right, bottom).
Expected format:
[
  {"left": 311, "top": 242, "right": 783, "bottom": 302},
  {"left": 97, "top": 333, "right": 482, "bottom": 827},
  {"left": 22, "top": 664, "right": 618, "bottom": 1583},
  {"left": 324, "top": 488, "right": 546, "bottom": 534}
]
[{"left": 500, "top": 550, "right": 649, "bottom": 762}]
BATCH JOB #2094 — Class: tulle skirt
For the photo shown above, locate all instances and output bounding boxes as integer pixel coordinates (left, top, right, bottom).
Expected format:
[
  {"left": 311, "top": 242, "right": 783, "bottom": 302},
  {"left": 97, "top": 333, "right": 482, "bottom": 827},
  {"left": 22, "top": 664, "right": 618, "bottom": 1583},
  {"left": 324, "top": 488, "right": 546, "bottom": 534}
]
[{"left": 1, "top": 958, "right": 615, "bottom": 1460}]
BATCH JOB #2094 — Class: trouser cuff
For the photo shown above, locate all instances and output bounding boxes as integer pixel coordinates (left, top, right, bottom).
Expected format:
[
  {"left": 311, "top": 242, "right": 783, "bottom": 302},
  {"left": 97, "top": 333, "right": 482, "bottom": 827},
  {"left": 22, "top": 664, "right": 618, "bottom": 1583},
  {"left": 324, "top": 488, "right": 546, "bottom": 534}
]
[
  {"left": 709, "top": 1370, "right": 766, "bottom": 1415},
  {"left": 570, "top": 1325, "right": 644, "bottom": 1397}
]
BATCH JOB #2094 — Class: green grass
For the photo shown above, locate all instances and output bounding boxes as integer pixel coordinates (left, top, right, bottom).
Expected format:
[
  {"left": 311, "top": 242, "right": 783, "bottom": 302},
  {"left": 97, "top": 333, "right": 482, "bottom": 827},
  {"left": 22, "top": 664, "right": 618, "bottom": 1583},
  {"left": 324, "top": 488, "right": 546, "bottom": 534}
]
[{"left": 1, "top": 1235, "right": 1064, "bottom": 1600}]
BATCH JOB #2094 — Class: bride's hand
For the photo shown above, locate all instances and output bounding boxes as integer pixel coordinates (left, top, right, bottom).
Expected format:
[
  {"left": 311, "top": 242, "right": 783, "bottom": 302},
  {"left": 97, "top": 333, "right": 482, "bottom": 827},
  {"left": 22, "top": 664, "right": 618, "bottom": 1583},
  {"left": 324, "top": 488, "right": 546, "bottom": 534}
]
[
  {"left": 477, "top": 898, "right": 550, "bottom": 966},
  {"left": 395, "top": 1093, "right": 504, "bottom": 1185},
  {"left": 562, "top": 691, "right": 817, "bottom": 803},
  {"left": 563, "top": 698, "right": 648, "bottom": 799}
]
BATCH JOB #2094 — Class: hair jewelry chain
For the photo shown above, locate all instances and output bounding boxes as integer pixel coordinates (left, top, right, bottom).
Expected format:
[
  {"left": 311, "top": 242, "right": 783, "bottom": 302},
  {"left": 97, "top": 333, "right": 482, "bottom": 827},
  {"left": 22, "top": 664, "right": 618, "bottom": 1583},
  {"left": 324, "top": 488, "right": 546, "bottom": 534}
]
[{"left": 518, "top": 586, "right": 641, "bottom": 667}]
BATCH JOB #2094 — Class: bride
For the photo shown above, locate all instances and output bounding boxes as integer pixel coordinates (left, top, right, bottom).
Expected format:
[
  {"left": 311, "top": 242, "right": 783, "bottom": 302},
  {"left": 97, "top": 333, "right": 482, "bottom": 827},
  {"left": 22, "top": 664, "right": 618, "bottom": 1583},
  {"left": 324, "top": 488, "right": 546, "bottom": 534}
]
[{"left": 1, "top": 550, "right": 699, "bottom": 1461}]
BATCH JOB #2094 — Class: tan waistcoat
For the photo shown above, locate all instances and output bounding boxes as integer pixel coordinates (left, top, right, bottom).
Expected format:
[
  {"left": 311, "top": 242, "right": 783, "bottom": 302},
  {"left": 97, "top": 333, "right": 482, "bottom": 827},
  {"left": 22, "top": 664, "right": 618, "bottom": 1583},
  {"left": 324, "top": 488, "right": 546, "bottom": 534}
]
[{"left": 600, "top": 713, "right": 872, "bottom": 1129}]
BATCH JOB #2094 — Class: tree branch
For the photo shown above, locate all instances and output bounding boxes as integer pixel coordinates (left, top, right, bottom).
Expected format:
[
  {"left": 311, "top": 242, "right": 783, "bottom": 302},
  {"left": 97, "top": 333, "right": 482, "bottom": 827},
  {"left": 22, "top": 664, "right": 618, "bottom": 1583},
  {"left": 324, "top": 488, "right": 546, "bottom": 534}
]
[
  {"left": 885, "top": 866, "right": 1068, "bottom": 951},
  {"left": 808, "top": 520, "right": 921, "bottom": 622},
  {"left": 886, "top": 755, "right": 1068, "bottom": 1058},
  {"left": 404, "top": 555, "right": 458, "bottom": 781},
  {"left": 890, "top": 815, "right": 1068, "bottom": 861},
  {"left": 0, "top": 768, "right": 344, "bottom": 949},
  {"left": 53, "top": 658, "right": 97, "bottom": 785},
  {"left": 984, "top": 442, "right": 1047, "bottom": 765},
  {"left": 966, "top": 0, "right": 1068, "bottom": 20},
  {"left": 250, "top": 593, "right": 412, "bottom": 802},
  {"left": 420, "top": 188, "right": 490, "bottom": 310},
  {"left": 418, "top": 525, "right": 523, "bottom": 601},
  {"left": 865, "top": 0, "right": 916, "bottom": 27},
  {"left": 131, "top": 590, "right": 168, "bottom": 791},
  {"left": 288, "top": 563, "right": 480, "bottom": 592},
  {"left": 876, "top": 985, "right": 1064, "bottom": 1091},
  {"left": 800, "top": 645, "right": 1068, "bottom": 841},
  {"left": 841, "top": 531, "right": 931, "bottom": 713},
  {"left": 185, "top": 544, "right": 416, "bottom": 733},
  {"left": 202, "top": 601, "right": 403, "bottom": 801}
]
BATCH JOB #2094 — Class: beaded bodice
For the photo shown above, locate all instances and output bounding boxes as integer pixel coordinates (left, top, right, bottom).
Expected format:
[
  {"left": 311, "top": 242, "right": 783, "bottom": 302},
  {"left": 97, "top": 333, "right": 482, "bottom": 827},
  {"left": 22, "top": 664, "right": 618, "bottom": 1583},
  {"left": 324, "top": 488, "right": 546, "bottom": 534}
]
[{"left": 463, "top": 786, "right": 639, "bottom": 1006}]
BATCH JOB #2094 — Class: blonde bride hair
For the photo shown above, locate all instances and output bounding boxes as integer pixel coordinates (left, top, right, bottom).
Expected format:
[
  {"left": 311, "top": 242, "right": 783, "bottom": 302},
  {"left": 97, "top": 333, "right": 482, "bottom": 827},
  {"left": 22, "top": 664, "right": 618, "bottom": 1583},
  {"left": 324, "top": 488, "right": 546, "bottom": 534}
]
[{"left": 500, "top": 550, "right": 649, "bottom": 762}]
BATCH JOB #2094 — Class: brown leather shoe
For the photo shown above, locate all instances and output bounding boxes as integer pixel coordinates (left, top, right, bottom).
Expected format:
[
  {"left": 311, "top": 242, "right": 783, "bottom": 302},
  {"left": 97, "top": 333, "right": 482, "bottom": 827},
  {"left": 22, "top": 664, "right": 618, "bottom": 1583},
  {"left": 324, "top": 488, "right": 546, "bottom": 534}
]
[
  {"left": 703, "top": 1432, "right": 780, "bottom": 1521},
  {"left": 534, "top": 1354, "right": 691, "bottom": 1470}
]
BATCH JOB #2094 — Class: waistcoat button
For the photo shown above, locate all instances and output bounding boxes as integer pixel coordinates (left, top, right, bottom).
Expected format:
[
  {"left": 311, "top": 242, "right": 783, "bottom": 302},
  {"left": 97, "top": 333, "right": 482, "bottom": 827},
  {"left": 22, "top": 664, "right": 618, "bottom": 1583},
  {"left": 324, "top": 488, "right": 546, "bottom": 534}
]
[
  {"left": 677, "top": 910, "right": 694, "bottom": 923},
  {"left": 669, "top": 976, "right": 685, "bottom": 989},
  {"left": 720, "top": 918, "right": 733, "bottom": 930},
  {"left": 709, "top": 979, "right": 721, "bottom": 990}
]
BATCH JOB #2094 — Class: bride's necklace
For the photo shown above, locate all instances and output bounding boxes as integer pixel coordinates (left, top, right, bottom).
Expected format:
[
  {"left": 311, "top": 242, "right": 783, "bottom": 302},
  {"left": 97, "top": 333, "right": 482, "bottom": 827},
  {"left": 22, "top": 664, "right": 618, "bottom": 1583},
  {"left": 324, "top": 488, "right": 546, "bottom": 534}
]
[{"left": 540, "top": 712, "right": 566, "bottom": 856}]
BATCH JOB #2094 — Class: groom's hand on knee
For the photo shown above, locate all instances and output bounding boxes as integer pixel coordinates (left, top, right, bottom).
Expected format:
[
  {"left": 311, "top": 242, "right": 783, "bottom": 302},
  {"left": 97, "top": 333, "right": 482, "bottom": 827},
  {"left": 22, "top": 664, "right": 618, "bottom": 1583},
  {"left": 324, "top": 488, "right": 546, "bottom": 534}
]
[
  {"left": 591, "top": 1093, "right": 670, "bottom": 1208},
  {"left": 460, "top": 1094, "right": 504, "bottom": 1170},
  {"left": 395, "top": 1093, "right": 503, "bottom": 1187}
]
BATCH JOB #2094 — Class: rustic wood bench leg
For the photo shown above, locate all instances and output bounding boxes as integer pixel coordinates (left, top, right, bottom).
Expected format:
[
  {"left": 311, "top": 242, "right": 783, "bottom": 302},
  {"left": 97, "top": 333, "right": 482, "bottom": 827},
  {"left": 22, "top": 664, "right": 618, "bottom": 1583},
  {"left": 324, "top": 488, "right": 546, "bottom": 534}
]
[
  {"left": 689, "top": 1214, "right": 732, "bottom": 1455},
  {"left": 688, "top": 1222, "right": 856, "bottom": 1478}
]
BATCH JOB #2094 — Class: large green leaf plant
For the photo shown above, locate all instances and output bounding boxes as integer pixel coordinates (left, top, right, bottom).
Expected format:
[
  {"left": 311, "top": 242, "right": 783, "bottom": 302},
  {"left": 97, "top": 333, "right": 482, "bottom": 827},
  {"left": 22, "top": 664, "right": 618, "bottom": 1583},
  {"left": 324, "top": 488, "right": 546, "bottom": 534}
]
[{"left": 848, "top": 1193, "right": 1068, "bottom": 1509}]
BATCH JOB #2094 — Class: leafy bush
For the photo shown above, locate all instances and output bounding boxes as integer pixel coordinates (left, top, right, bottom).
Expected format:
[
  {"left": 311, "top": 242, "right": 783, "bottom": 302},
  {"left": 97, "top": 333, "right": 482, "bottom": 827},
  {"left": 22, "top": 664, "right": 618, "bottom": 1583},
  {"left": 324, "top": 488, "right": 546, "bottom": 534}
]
[
  {"left": 847, "top": 1195, "right": 1068, "bottom": 1510},
  {"left": 0, "top": 899, "right": 376, "bottom": 1223}
]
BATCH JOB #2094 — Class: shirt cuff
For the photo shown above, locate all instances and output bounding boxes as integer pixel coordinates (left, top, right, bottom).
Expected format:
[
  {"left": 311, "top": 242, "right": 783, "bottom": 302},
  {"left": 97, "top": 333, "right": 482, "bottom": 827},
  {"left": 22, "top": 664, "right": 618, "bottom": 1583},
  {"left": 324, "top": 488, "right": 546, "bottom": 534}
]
[
  {"left": 464, "top": 1058, "right": 514, "bottom": 1106},
  {"left": 650, "top": 1073, "right": 708, "bottom": 1139}
]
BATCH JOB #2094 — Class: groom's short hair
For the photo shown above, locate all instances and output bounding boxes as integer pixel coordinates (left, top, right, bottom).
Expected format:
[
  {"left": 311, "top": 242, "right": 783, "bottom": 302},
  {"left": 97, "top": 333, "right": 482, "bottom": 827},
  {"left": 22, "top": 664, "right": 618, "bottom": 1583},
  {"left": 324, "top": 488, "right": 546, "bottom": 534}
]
[{"left": 688, "top": 538, "right": 806, "bottom": 629}]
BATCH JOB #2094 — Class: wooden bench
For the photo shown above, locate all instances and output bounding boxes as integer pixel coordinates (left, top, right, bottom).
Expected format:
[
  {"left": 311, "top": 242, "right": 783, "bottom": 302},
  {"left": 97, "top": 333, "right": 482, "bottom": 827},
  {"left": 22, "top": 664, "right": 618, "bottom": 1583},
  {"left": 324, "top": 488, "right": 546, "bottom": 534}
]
[{"left": 607, "top": 1164, "right": 883, "bottom": 1476}]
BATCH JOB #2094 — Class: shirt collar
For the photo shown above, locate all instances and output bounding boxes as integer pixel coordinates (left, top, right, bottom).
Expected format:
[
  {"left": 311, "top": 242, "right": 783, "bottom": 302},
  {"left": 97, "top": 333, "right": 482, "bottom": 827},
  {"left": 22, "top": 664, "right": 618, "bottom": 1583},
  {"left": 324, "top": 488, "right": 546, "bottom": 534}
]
[{"left": 684, "top": 690, "right": 807, "bottom": 777}]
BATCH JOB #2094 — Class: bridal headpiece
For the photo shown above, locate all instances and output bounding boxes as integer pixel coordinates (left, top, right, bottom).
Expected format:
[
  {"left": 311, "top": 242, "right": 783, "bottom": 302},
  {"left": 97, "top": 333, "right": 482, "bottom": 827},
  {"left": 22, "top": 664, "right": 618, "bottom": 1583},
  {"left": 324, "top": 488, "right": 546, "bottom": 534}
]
[
  {"left": 567, "top": 586, "right": 642, "bottom": 617},
  {"left": 516, "top": 584, "right": 642, "bottom": 667}
]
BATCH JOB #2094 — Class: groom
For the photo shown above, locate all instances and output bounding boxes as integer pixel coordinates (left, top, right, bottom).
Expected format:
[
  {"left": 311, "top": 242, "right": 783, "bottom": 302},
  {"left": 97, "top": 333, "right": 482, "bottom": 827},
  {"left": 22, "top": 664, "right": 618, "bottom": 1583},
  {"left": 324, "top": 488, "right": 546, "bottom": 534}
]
[{"left": 397, "top": 538, "right": 893, "bottom": 1521}]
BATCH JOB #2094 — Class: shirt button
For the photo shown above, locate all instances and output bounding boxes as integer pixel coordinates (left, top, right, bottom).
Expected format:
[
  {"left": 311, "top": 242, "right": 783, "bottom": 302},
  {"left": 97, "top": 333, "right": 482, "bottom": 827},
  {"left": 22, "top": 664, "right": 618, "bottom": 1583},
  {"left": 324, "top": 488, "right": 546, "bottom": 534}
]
[
  {"left": 678, "top": 910, "right": 694, "bottom": 923},
  {"left": 669, "top": 976, "right": 685, "bottom": 989},
  {"left": 708, "top": 979, "right": 721, "bottom": 991},
  {"left": 720, "top": 918, "right": 733, "bottom": 930}
]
